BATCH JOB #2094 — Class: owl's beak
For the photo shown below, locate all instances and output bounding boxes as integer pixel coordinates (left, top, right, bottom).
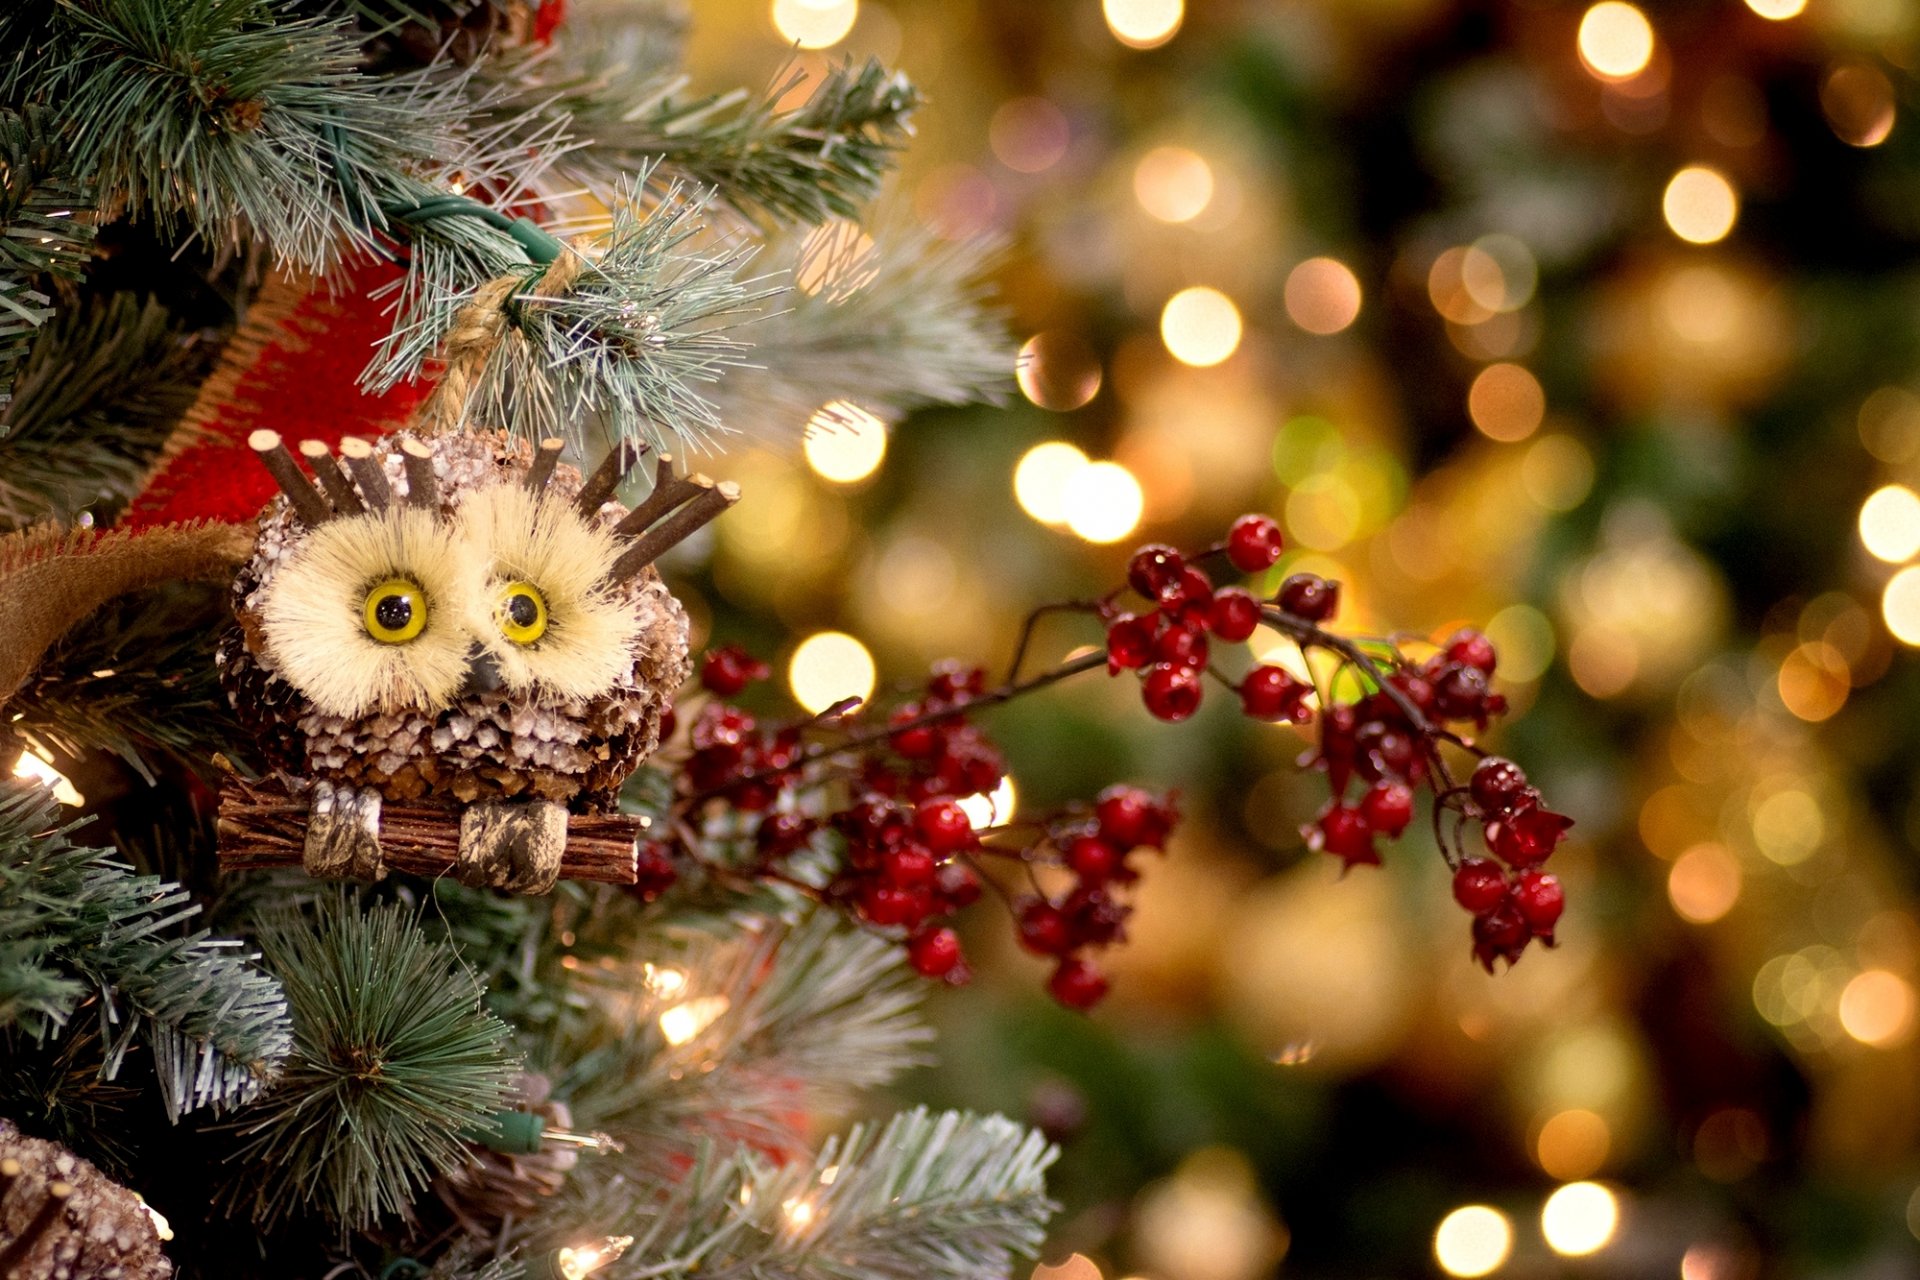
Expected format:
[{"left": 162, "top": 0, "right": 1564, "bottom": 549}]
[{"left": 462, "top": 644, "right": 505, "bottom": 698}]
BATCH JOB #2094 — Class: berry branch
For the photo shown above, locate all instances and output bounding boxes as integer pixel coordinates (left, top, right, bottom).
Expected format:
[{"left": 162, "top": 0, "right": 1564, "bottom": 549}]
[{"left": 648, "top": 511, "right": 1571, "bottom": 1005}]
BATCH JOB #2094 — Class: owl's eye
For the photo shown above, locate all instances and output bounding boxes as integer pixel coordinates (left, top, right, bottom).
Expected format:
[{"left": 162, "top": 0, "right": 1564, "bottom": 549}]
[
  {"left": 496, "top": 580, "right": 549, "bottom": 645},
  {"left": 363, "top": 578, "right": 428, "bottom": 644}
]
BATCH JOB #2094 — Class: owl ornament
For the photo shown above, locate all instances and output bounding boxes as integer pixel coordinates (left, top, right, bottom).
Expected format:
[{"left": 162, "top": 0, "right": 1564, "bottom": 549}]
[{"left": 214, "top": 428, "right": 736, "bottom": 895}]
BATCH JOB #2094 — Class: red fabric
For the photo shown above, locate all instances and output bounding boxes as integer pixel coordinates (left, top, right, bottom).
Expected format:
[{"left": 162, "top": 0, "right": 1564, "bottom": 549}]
[{"left": 123, "top": 258, "right": 429, "bottom": 529}]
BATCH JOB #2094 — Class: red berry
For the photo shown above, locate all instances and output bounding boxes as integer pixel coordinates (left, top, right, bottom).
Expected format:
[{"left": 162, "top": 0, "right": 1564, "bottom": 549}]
[
  {"left": 1159, "top": 566, "right": 1216, "bottom": 625},
  {"left": 889, "top": 704, "right": 937, "bottom": 758},
  {"left": 884, "top": 846, "right": 936, "bottom": 887},
  {"left": 1153, "top": 623, "right": 1210, "bottom": 670},
  {"left": 864, "top": 885, "right": 917, "bottom": 927},
  {"left": 757, "top": 811, "right": 815, "bottom": 858},
  {"left": 1307, "top": 803, "right": 1379, "bottom": 868},
  {"left": 914, "top": 798, "right": 977, "bottom": 852},
  {"left": 657, "top": 704, "right": 677, "bottom": 741},
  {"left": 1451, "top": 858, "right": 1507, "bottom": 914},
  {"left": 1141, "top": 663, "right": 1203, "bottom": 721},
  {"left": 1277, "top": 573, "right": 1340, "bottom": 622},
  {"left": 1067, "top": 835, "right": 1121, "bottom": 883},
  {"left": 1511, "top": 870, "right": 1564, "bottom": 936},
  {"left": 1127, "top": 544, "right": 1185, "bottom": 599},
  {"left": 1208, "top": 587, "right": 1261, "bottom": 641},
  {"left": 700, "top": 645, "right": 770, "bottom": 696},
  {"left": 533, "top": 0, "right": 566, "bottom": 43},
  {"left": 1096, "top": 785, "right": 1176, "bottom": 849},
  {"left": 1048, "top": 957, "right": 1110, "bottom": 1009},
  {"left": 935, "top": 861, "right": 982, "bottom": 907},
  {"left": 927, "top": 662, "right": 987, "bottom": 703},
  {"left": 1353, "top": 722, "right": 1416, "bottom": 783},
  {"left": 1361, "top": 781, "right": 1415, "bottom": 837},
  {"left": 907, "top": 925, "right": 963, "bottom": 977},
  {"left": 1017, "top": 898, "right": 1073, "bottom": 955},
  {"left": 1446, "top": 628, "right": 1498, "bottom": 674},
  {"left": 1226, "top": 514, "right": 1284, "bottom": 573},
  {"left": 1240, "top": 665, "right": 1310, "bottom": 722},
  {"left": 1106, "top": 612, "right": 1158, "bottom": 672},
  {"left": 1432, "top": 664, "right": 1491, "bottom": 720},
  {"left": 1472, "top": 903, "right": 1532, "bottom": 972},
  {"left": 632, "top": 840, "right": 679, "bottom": 902},
  {"left": 1469, "top": 757, "right": 1527, "bottom": 813},
  {"left": 1489, "top": 805, "right": 1573, "bottom": 868}
]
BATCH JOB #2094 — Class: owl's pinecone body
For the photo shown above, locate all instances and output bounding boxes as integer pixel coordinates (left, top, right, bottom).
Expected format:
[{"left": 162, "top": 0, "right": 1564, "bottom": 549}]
[
  {"left": 0, "top": 1118, "right": 171, "bottom": 1280},
  {"left": 218, "top": 430, "right": 690, "bottom": 814}
]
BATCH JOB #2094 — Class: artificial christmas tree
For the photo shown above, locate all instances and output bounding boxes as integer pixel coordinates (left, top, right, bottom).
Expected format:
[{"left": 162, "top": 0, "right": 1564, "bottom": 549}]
[{"left": 0, "top": 3, "right": 1558, "bottom": 1276}]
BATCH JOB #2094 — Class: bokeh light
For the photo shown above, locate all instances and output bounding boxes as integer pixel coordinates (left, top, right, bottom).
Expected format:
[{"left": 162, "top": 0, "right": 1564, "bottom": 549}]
[
  {"left": 803, "top": 403, "right": 887, "bottom": 483},
  {"left": 1467, "top": 363, "right": 1547, "bottom": 442},
  {"left": 12, "top": 747, "right": 83, "bottom": 807},
  {"left": 989, "top": 97, "right": 1071, "bottom": 173},
  {"left": 1838, "top": 969, "right": 1915, "bottom": 1046},
  {"left": 1103, "top": 0, "right": 1182, "bottom": 49},
  {"left": 1881, "top": 566, "right": 1920, "bottom": 645},
  {"left": 1433, "top": 1205, "right": 1512, "bottom": 1277},
  {"left": 1063, "top": 461, "right": 1145, "bottom": 543},
  {"left": 1668, "top": 843, "right": 1741, "bottom": 924},
  {"left": 788, "top": 631, "right": 877, "bottom": 714},
  {"left": 771, "top": 0, "right": 857, "bottom": 49},
  {"left": 1663, "top": 166, "right": 1739, "bottom": 244},
  {"left": 1535, "top": 1109, "right": 1611, "bottom": 1181},
  {"left": 1822, "top": 63, "right": 1896, "bottom": 148},
  {"left": 1577, "top": 3, "right": 1655, "bottom": 82},
  {"left": 1017, "top": 333, "right": 1103, "bottom": 411},
  {"left": 658, "top": 994, "right": 730, "bottom": 1046},
  {"left": 1859, "top": 485, "right": 1920, "bottom": 562},
  {"left": 1541, "top": 1182, "right": 1620, "bottom": 1257},
  {"left": 1014, "top": 441, "right": 1091, "bottom": 525},
  {"left": 1134, "top": 146, "right": 1214, "bottom": 223},
  {"left": 1161, "top": 287, "right": 1243, "bottom": 367},
  {"left": 1744, "top": 0, "right": 1807, "bottom": 19},
  {"left": 1283, "top": 257, "right": 1362, "bottom": 335}
]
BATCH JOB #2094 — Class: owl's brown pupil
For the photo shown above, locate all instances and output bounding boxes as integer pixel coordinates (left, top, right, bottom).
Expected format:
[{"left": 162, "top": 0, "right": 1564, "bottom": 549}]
[
  {"left": 375, "top": 594, "right": 414, "bottom": 632},
  {"left": 506, "top": 592, "right": 539, "bottom": 628}
]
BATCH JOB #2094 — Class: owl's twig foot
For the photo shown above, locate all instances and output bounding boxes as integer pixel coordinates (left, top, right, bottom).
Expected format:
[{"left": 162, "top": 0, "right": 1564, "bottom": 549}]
[
  {"left": 304, "top": 781, "right": 386, "bottom": 881},
  {"left": 456, "top": 799, "right": 568, "bottom": 895}
]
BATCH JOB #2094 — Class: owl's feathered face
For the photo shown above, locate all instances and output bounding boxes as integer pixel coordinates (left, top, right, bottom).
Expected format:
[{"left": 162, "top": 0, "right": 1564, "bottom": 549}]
[
  {"left": 258, "top": 485, "right": 643, "bottom": 720},
  {"left": 223, "top": 429, "right": 726, "bottom": 808}
]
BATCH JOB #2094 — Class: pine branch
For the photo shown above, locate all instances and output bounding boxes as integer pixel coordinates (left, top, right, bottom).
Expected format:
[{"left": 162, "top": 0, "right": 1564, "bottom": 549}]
[
  {"left": 0, "top": 105, "right": 96, "bottom": 409},
  {"left": 226, "top": 894, "right": 520, "bottom": 1230},
  {"left": 15, "top": 580, "right": 241, "bottom": 780},
  {"left": 0, "top": 779, "right": 292, "bottom": 1120},
  {"left": 372, "top": 178, "right": 772, "bottom": 451},
  {"left": 556, "top": 911, "right": 933, "bottom": 1164},
  {"left": 476, "top": 55, "right": 919, "bottom": 226},
  {"left": 0, "top": 293, "right": 204, "bottom": 529},
  {"left": 9, "top": 0, "right": 567, "bottom": 272},
  {"left": 570, "top": 1108, "right": 1056, "bottom": 1280},
  {"left": 708, "top": 223, "right": 1012, "bottom": 434}
]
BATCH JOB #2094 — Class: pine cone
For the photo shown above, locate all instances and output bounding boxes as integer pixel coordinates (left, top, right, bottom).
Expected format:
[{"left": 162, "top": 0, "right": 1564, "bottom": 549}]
[
  {"left": 355, "top": 0, "right": 541, "bottom": 69},
  {"left": 430, "top": 1075, "right": 579, "bottom": 1237},
  {"left": 0, "top": 1118, "right": 171, "bottom": 1280}
]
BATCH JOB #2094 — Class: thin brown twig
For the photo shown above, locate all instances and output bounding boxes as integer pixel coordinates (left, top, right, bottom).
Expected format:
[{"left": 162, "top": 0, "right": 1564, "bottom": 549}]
[{"left": 1004, "top": 600, "right": 1105, "bottom": 684}]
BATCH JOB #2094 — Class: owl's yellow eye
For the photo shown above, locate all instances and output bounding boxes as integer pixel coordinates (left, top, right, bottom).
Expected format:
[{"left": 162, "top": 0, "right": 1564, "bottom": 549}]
[
  {"left": 363, "top": 578, "right": 428, "bottom": 644},
  {"left": 497, "top": 580, "right": 548, "bottom": 645}
]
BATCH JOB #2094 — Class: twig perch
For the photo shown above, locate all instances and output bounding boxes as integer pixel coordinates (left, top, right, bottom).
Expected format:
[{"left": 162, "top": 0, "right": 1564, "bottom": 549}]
[{"left": 216, "top": 774, "right": 645, "bottom": 885}]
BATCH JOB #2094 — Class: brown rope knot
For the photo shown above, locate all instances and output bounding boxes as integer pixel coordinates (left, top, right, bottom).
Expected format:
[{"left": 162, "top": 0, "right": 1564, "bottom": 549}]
[{"left": 417, "top": 243, "right": 591, "bottom": 436}]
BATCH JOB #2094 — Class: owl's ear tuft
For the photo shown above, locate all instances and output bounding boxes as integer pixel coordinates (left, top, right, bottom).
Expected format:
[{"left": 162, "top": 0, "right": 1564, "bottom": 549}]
[
  {"left": 602, "top": 457, "right": 740, "bottom": 584},
  {"left": 574, "top": 438, "right": 650, "bottom": 517}
]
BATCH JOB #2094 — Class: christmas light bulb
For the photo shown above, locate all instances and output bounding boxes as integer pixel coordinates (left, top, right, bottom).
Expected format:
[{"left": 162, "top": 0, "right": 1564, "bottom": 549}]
[{"left": 555, "top": 1235, "right": 633, "bottom": 1280}]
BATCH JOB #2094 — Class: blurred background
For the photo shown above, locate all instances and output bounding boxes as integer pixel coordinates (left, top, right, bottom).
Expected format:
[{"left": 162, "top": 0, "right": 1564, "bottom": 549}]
[{"left": 676, "top": 0, "right": 1920, "bottom": 1275}]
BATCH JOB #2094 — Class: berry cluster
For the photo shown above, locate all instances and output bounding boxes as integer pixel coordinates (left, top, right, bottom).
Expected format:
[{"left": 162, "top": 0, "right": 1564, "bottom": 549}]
[
  {"left": 1102, "top": 514, "right": 1570, "bottom": 970},
  {"left": 1011, "top": 785, "right": 1178, "bottom": 1008},
  {"left": 1450, "top": 756, "right": 1571, "bottom": 971},
  {"left": 1302, "top": 626, "right": 1511, "bottom": 873},
  {"left": 654, "top": 511, "right": 1566, "bottom": 1006},
  {"left": 1104, "top": 514, "right": 1287, "bottom": 722},
  {"left": 665, "top": 650, "right": 1176, "bottom": 1008}
]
